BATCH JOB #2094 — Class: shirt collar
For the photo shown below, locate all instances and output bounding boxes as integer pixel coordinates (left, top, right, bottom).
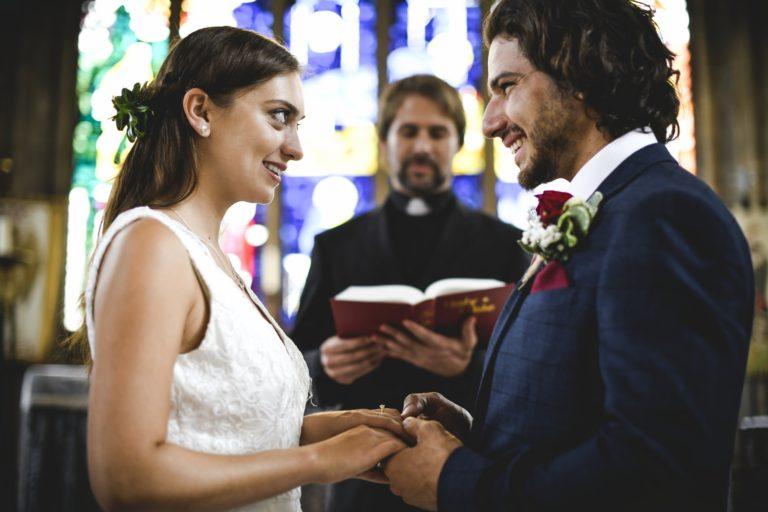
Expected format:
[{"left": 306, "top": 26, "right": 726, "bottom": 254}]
[
  {"left": 568, "top": 129, "right": 657, "bottom": 200},
  {"left": 388, "top": 190, "right": 456, "bottom": 217}
]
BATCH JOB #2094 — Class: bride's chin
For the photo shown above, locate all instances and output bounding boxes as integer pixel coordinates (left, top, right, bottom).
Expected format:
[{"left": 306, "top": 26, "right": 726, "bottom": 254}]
[{"left": 250, "top": 187, "right": 276, "bottom": 205}]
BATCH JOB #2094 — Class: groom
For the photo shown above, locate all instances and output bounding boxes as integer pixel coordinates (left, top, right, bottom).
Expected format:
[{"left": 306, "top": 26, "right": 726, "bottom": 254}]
[{"left": 383, "top": 0, "right": 755, "bottom": 510}]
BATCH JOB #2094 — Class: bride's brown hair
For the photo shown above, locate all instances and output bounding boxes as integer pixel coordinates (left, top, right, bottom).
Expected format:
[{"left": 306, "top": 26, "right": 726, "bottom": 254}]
[{"left": 67, "top": 26, "right": 299, "bottom": 363}]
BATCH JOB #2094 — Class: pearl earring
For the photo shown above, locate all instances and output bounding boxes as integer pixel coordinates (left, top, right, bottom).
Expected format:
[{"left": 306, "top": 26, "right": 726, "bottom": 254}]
[{"left": 200, "top": 124, "right": 209, "bottom": 136}]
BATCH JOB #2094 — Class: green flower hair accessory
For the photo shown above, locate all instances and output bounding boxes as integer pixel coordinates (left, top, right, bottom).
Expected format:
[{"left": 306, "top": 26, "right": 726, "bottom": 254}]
[{"left": 111, "top": 82, "right": 155, "bottom": 143}]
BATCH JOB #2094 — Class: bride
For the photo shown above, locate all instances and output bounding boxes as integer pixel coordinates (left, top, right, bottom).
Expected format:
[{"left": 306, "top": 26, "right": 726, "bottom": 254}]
[{"left": 75, "top": 26, "right": 407, "bottom": 511}]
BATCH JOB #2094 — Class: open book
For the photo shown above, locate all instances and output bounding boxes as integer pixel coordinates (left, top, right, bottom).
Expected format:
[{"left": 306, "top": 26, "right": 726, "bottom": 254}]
[{"left": 330, "top": 278, "right": 515, "bottom": 342}]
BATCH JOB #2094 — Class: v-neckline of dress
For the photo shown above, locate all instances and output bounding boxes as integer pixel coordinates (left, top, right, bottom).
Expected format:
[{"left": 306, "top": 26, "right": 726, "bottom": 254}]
[{"left": 153, "top": 209, "right": 289, "bottom": 350}]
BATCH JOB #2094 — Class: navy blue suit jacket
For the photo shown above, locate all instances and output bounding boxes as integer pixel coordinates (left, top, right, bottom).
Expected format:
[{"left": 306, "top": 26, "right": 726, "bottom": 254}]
[{"left": 438, "top": 144, "right": 754, "bottom": 511}]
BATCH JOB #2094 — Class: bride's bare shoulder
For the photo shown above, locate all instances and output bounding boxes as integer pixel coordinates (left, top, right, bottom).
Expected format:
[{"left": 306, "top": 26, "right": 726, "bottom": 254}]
[{"left": 96, "top": 216, "right": 197, "bottom": 300}]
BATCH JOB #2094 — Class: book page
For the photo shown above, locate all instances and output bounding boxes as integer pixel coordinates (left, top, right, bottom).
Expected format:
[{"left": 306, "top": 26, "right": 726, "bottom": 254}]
[
  {"left": 334, "top": 285, "right": 425, "bottom": 305},
  {"left": 425, "top": 278, "right": 506, "bottom": 299}
]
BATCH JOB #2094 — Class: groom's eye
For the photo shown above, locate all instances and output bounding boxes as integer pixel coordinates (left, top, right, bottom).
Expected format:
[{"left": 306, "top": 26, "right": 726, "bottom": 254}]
[{"left": 500, "top": 82, "right": 516, "bottom": 96}]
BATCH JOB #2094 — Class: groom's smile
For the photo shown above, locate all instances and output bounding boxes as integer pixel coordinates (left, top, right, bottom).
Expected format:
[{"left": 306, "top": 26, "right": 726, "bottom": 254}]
[{"left": 483, "top": 37, "right": 595, "bottom": 190}]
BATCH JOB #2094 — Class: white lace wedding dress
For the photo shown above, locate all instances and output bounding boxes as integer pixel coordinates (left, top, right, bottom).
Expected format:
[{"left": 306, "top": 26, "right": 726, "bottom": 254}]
[{"left": 85, "top": 207, "right": 311, "bottom": 512}]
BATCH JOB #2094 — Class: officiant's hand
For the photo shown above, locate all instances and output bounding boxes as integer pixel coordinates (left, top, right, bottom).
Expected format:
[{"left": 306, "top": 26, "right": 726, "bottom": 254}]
[
  {"left": 377, "top": 316, "right": 477, "bottom": 378},
  {"left": 384, "top": 417, "right": 462, "bottom": 511},
  {"left": 401, "top": 392, "right": 472, "bottom": 441},
  {"left": 320, "top": 335, "right": 385, "bottom": 385}
]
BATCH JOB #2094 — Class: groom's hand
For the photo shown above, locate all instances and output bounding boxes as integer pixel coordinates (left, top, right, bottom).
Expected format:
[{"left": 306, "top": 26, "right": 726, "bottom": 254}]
[
  {"left": 401, "top": 392, "right": 472, "bottom": 441},
  {"left": 384, "top": 417, "right": 462, "bottom": 511},
  {"left": 377, "top": 316, "right": 478, "bottom": 378}
]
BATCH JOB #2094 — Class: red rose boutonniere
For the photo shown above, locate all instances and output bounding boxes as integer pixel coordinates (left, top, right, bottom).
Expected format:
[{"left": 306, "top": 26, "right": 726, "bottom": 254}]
[
  {"left": 535, "top": 190, "right": 573, "bottom": 226},
  {"left": 519, "top": 190, "right": 603, "bottom": 262}
]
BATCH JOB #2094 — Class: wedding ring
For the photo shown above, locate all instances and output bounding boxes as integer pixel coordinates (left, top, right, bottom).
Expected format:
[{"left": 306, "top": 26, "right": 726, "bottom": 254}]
[{"left": 376, "top": 404, "right": 386, "bottom": 470}]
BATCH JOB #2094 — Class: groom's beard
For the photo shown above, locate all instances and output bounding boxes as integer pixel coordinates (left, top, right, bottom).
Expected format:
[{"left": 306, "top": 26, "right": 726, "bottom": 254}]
[{"left": 517, "top": 94, "right": 580, "bottom": 191}]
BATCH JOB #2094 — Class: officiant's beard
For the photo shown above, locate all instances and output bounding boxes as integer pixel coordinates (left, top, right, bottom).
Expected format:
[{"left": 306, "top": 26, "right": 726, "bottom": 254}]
[
  {"left": 397, "top": 154, "right": 448, "bottom": 196},
  {"left": 517, "top": 97, "right": 581, "bottom": 191}
]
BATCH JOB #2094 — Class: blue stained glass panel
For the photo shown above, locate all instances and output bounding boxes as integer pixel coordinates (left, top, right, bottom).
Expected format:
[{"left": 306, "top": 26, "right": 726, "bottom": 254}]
[
  {"left": 388, "top": 1, "right": 482, "bottom": 89},
  {"left": 234, "top": 1, "right": 274, "bottom": 37},
  {"left": 280, "top": 175, "right": 375, "bottom": 325},
  {"left": 495, "top": 181, "right": 533, "bottom": 230},
  {"left": 281, "top": 0, "right": 378, "bottom": 325},
  {"left": 466, "top": 6, "right": 483, "bottom": 87},
  {"left": 453, "top": 175, "right": 483, "bottom": 210}
]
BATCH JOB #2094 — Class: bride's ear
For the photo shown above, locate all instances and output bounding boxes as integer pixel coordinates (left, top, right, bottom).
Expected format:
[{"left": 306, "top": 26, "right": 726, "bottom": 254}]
[{"left": 183, "top": 88, "right": 211, "bottom": 137}]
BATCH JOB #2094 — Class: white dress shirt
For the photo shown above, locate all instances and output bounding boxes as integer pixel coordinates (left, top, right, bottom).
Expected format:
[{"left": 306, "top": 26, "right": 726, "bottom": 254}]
[{"left": 568, "top": 129, "right": 658, "bottom": 200}]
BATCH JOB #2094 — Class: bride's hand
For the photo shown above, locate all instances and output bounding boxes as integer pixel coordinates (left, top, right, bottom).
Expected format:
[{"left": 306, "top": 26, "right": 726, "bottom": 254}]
[
  {"left": 338, "top": 408, "right": 409, "bottom": 439},
  {"left": 308, "top": 425, "right": 407, "bottom": 484},
  {"left": 301, "top": 408, "right": 409, "bottom": 445}
]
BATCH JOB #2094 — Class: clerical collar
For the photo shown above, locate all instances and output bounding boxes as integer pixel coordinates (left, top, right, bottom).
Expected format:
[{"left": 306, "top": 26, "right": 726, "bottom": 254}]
[{"left": 388, "top": 190, "right": 455, "bottom": 217}]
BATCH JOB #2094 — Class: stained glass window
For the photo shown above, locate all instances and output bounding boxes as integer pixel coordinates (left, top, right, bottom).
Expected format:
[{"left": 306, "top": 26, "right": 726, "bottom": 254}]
[
  {"left": 389, "top": 0, "right": 485, "bottom": 208},
  {"left": 279, "top": 0, "right": 379, "bottom": 324},
  {"left": 180, "top": 0, "right": 273, "bottom": 38},
  {"left": 65, "top": 0, "right": 171, "bottom": 331},
  {"left": 66, "top": 1, "right": 697, "bottom": 331}
]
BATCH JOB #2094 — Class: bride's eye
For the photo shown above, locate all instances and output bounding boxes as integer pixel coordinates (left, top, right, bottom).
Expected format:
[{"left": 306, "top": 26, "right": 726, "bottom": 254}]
[{"left": 271, "top": 109, "right": 289, "bottom": 125}]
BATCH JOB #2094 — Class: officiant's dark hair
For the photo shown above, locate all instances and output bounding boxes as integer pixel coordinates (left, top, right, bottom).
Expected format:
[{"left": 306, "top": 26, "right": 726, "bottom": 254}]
[
  {"left": 483, "top": 0, "right": 680, "bottom": 144},
  {"left": 377, "top": 74, "right": 466, "bottom": 148}
]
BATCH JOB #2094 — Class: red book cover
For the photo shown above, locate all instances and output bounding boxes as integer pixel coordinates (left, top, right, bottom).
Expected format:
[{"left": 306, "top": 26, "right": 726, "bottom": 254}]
[{"left": 330, "top": 280, "right": 515, "bottom": 343}]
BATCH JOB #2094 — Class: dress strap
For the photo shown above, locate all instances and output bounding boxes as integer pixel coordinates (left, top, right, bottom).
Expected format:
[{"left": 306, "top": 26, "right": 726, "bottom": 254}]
[{"left": 84, "top": 207, "right": 212, "bottom": 359}]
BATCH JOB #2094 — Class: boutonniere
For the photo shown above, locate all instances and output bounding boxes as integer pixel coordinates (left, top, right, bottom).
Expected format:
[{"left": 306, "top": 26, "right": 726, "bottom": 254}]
[{"left": 519, "top": 190, "right": 603, "bottom": 262}]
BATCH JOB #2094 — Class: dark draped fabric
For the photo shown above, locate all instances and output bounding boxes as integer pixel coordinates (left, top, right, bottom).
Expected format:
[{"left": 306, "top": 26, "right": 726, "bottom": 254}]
[
  {"left": 731, "top": 416, "right": 768, "bottom": 511},
  {"left": 18, "top": 407, "right": 99, "bottom": 512}
]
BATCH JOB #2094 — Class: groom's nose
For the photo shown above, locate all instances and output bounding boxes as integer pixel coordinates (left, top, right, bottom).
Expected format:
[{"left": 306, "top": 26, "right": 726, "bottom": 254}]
[{"left": 482, "top": 96, "right": 507, "bottom": 139}]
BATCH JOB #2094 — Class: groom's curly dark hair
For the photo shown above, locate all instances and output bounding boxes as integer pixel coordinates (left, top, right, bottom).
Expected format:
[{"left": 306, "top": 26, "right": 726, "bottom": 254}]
[{"left": 483, "top": 0, "right": 680, "bottom": 144}]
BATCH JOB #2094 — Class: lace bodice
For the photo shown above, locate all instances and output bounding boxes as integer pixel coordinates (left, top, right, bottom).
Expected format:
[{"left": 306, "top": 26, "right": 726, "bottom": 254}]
[{"left": 85, "top": 207, "right": 311, "bottom": 512}]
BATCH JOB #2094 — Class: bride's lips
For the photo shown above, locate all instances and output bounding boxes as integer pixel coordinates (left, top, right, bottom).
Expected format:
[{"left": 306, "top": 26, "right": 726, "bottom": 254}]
[{"left": 263, "top": 160, "right": 286, "bottom": 184}]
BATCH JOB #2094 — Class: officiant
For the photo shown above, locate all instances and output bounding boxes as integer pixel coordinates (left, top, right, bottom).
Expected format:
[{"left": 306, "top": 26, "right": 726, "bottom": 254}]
[{"left": 291, "top": 74, "right": 529, "bottom": 512}]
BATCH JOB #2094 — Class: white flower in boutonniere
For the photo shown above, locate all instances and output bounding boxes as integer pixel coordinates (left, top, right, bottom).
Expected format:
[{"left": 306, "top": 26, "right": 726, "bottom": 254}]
[{"left": 519, "top": 190, "right": 603, "bottom": 262}]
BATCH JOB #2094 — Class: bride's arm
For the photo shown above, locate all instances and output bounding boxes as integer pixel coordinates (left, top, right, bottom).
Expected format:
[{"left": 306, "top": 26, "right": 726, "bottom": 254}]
[{"left": 88, "top": 221, "right": 405, "bottom": 511}]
